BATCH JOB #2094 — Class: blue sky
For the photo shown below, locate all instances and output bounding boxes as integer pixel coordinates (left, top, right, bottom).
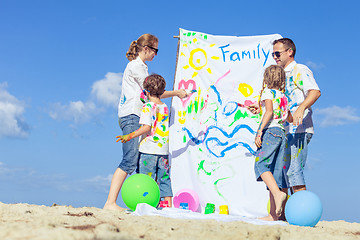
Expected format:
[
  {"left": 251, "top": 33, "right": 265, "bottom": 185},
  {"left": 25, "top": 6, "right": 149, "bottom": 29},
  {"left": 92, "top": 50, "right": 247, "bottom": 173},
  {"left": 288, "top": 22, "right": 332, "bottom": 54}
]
[{"left": 1, "top": 0, "right": 359, "bottom": 223}]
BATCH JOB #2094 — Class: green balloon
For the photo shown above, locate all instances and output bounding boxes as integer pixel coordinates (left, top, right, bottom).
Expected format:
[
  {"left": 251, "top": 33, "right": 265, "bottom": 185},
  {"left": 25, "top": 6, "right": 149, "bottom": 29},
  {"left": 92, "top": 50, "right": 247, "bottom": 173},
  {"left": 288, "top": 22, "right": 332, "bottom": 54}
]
[{"left": 121, "top": 174, "right": 160, "bottom": 211}]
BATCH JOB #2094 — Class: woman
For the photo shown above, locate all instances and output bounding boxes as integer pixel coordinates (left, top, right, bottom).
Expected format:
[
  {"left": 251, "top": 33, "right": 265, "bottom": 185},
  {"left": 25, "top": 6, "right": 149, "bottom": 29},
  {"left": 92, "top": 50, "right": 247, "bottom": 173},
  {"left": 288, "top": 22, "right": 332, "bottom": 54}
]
[{"left": 104, "top": 34, "right": 187, "bottom": 210}]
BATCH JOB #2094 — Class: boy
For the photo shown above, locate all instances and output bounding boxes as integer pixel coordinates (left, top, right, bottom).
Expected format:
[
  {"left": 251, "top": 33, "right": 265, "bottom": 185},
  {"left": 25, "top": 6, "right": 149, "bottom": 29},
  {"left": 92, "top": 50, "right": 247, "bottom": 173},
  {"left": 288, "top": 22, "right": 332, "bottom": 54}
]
[{"left": 116, "top": 74, "right": 173, "bottom": 206}]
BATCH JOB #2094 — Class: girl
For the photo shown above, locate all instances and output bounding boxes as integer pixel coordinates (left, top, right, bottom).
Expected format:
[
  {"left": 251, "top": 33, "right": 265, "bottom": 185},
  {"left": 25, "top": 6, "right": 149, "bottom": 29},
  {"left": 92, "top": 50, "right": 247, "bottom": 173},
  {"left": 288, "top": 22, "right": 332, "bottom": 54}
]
[
  {"left": 253, "top": 65, "right": 292, "bottom": 221},
  {"left": 104, "top": 34, "right": 187, "bottom": 211}
]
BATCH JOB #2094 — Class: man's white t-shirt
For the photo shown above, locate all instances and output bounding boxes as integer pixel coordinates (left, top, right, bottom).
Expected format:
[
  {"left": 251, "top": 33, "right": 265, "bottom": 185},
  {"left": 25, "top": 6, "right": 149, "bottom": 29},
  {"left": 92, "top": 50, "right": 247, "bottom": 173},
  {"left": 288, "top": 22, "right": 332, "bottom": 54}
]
[
  {"left": 284, "top": 61, "right": 320, "bottom": 134},
  {"left": 118, "top": 57, "right": 148, "bottom": 118}
]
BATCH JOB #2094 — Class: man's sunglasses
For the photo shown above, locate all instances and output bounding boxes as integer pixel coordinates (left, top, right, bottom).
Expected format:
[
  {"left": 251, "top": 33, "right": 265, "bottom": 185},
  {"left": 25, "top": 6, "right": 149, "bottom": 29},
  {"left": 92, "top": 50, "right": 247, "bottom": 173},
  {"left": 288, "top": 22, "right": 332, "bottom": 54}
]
[
  {"left": 271, "top": 48, "right": 290, "bottom": 58},
  {"left": 146, "top": 45, "right": 158, "bottom": 54}
]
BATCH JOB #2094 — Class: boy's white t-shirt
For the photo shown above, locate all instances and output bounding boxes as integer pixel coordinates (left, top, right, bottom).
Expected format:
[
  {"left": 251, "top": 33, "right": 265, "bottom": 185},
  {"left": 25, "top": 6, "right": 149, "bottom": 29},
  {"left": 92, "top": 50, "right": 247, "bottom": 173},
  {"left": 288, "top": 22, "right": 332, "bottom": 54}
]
[
  {"left": 284, "top": 61, "right": 320, "bottom": 134},
  {"left": 118, "top": 57, "right": 148, "bottom": 118},
  {"left": 139, "top": 102, "right": 169, "bottom": 155},
  {"left": 260, "top": 88, "right": 289, "bottom": 130}
]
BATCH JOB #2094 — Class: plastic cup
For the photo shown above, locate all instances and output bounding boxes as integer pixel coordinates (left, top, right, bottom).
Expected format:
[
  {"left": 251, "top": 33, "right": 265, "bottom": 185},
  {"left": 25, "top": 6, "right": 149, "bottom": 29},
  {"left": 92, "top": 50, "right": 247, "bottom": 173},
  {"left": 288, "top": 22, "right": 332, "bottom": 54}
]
[
  {"left": 205, "top": 203, "right": 215, "bottom": 214},
  {"left": 219, "top": 205, "right": 229, "bottom": 214},
  {"left": 173, "top": 189, "right": 200, "bottom": 212}
]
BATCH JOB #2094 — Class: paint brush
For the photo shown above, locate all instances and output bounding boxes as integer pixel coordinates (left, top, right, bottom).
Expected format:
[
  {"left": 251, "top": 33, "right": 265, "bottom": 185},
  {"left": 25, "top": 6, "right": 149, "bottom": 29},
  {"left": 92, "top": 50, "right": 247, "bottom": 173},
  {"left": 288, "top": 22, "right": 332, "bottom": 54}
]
[
  {"left": 237, "top": 103, "right": 246, "bottom": 108},
  {"left": 186, "top": 89, "right": 197, "bottom": 94}
]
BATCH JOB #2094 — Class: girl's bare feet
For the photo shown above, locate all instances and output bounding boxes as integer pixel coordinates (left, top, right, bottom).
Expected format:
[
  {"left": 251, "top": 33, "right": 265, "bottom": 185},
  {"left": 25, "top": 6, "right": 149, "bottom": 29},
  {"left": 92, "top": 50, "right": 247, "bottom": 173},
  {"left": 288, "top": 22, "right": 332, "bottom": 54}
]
[
  {"left": 259, "top": 214, "right": 277, "bottom": 221},
  {"left": 274, "top": 191, "right": 287, "bottom": 217}
]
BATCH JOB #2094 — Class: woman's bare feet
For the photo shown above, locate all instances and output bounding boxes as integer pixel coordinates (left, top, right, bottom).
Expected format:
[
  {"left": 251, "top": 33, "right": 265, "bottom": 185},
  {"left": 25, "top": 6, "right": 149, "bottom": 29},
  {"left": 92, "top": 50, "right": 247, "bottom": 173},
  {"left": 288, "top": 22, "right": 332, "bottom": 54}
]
[{"left": 103, "top": 202, "right": 125, "bottom": 211}]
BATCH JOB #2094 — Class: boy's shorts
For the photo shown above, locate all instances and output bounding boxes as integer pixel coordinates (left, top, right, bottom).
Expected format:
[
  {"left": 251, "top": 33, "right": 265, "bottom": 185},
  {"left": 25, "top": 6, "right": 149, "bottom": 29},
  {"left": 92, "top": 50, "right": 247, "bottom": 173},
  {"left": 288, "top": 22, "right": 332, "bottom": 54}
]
[
  {"left": 139, "top": 153, "right": 173, "bottom": 198},
  {"left": 254, "top": 127, "right": 288, "bottom": 189},
  {"left": 285, "top": 132, "right": 313, "bottom": 187}
]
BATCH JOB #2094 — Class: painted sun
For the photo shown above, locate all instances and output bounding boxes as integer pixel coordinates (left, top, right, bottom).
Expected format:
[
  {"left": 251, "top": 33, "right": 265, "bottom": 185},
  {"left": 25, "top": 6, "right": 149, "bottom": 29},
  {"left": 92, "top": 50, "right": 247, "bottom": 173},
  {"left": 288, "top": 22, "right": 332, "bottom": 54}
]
[{"left": 181, "top": 39, "right": 220, "bottom": 78}]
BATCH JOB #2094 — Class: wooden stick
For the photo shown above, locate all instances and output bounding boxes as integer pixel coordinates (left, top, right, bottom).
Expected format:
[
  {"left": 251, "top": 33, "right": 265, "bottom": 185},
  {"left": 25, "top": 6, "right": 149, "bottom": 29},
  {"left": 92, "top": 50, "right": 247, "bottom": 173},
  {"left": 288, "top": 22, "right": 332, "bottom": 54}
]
[{"left": 170, "top": 29, "right": 180, "bottom": 108}]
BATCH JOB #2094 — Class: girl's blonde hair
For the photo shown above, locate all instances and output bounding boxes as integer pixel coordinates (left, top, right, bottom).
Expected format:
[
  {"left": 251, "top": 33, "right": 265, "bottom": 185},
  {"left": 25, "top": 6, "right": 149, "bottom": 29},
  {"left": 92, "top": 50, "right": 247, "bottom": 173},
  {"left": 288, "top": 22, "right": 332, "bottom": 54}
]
[
  {"left": 259, "top": 65, "right": 286, "bottom": 104},
  {"left": 126, "top": 34, "right": 159, "bottom": 61}
]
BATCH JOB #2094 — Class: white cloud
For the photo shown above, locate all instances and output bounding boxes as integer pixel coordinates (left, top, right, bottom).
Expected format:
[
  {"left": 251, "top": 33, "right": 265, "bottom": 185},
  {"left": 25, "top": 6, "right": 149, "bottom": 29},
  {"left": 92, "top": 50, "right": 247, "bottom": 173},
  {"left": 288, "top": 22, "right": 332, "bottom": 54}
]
[
  {"left": 306, "top": 61, "right": 325, "bottom": 70},
  {"left": 85, "top": 174, "right": 112, "bottom": 184},
  {"left": 49, "top": 100, "right": 99, "bottom": 123},
  {"left": 315, "top": 105, "right": 360, "bottom": 127},
  {"left": 0, "top": 82, "right": 29, "bottom": 138},
  {"left": 91, "top": 72, "right": 122, "bottom": 107},
  {"left": 83, "top": 174, "right": 112, "bottom": 192},
  {"left": 0, "top": 161, "right": 33, "bottom": 178},
  {"left": 49, "top": 72, "right": 122, "bottom": 124}
]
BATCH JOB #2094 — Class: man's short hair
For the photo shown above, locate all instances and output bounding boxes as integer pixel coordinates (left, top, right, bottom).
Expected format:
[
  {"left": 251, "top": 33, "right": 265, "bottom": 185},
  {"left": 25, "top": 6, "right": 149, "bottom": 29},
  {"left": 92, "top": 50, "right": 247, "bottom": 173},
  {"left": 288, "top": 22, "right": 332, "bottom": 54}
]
[{"left": 273, "top": 38, "right": 296, "bottom": 58}]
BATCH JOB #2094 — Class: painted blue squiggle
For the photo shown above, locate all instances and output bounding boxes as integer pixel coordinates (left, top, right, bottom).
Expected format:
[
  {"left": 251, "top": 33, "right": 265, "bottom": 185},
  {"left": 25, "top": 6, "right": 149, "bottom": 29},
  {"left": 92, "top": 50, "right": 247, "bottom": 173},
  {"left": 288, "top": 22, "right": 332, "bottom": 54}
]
[
  {"left": 183, "top": 124, "right": 256, "bottom": 157},
  {"left": 184, "top": 124, "right": 256, "bottom": 145},
  {"left": 223, "top": 101, "right": 238, "bottom": 116},
  {"left": 236, "top": 142, "right": 256, "bottom": 155},
  {"left": 183, "top": 127, "right": 202, "bottom": 144},
  {"left": 203, "top": 124, "right": 256, "bottom": 140},
  {"left": 210, "top": 85, "right": 222, "bottom": 105},
  {"left": 205, "top": 137, "right": 256, "bottom": 157}
]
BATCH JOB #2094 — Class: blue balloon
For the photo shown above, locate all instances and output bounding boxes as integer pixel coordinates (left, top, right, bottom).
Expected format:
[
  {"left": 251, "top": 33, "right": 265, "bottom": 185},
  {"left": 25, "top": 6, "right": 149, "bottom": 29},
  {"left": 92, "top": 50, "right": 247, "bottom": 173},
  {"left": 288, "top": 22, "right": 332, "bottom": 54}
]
[{"left": 285, "top": 190, "right": 322, "bottom": 227}]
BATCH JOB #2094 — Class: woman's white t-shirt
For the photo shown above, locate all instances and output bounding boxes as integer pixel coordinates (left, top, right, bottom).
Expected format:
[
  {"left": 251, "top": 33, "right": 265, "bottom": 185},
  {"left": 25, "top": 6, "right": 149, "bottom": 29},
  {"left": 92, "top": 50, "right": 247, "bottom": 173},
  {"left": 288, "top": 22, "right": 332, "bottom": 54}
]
[{"left": 118, "top": 57, "right": 148, "bottom": 118}]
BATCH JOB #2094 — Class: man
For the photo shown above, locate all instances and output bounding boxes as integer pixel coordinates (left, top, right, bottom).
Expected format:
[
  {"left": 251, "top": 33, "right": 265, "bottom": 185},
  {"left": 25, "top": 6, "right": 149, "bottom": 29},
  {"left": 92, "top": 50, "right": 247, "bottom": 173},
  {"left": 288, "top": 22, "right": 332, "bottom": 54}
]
[
  {"left": 250, "top": 38, "right": 321, "bottom": 193},
  {"left": 273, "top": 38, "right": 321, "bottom": 193}
]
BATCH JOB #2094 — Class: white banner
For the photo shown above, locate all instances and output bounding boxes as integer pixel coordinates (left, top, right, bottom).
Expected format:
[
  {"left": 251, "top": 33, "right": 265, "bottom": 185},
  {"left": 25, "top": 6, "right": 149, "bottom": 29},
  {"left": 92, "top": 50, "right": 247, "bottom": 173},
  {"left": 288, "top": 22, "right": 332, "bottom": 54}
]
[{"left": 170, "top": 28, "right": 282, "bottom": 217}]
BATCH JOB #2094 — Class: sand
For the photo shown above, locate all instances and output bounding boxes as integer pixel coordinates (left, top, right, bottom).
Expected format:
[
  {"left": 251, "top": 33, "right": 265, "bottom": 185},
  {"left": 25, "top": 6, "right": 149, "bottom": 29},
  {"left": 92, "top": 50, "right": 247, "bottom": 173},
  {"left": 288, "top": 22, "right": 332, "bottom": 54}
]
[{"left": 0, "top": 202, "right": 359, "bottom": 240}]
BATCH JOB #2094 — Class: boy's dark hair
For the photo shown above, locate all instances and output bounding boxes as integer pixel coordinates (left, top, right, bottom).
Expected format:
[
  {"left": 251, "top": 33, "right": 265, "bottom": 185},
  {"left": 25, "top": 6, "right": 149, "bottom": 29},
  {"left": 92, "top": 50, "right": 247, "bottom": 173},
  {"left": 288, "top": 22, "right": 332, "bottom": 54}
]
[
  {"left": 273, "top": 38, "right": 296, "bottom": 57},
  {"left": 143, "top": 74, "right": 166, "bottom": 98}
]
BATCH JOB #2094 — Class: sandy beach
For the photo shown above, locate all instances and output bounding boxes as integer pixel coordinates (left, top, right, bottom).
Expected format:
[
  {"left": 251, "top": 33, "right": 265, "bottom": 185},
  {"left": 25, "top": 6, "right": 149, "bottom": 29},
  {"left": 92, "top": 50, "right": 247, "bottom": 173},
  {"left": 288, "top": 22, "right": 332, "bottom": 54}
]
[{"left": 0, "top": 202, "right": 359, "bottom": 240}]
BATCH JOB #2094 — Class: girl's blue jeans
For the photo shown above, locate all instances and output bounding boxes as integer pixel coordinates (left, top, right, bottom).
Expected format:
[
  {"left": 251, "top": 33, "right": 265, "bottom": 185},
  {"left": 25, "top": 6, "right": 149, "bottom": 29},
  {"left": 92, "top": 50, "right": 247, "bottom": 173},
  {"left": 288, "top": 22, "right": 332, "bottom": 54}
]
[{"left": 254, "top": 127, "right": 289, "bottom": 189}]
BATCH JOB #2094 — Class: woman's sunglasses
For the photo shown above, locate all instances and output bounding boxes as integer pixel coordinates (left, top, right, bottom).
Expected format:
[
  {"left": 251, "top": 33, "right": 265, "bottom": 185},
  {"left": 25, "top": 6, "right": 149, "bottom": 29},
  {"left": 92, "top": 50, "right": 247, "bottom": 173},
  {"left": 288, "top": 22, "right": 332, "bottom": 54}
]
[{"left": 145, "top": 45, "right": 159, "bottom": 54}]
